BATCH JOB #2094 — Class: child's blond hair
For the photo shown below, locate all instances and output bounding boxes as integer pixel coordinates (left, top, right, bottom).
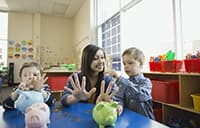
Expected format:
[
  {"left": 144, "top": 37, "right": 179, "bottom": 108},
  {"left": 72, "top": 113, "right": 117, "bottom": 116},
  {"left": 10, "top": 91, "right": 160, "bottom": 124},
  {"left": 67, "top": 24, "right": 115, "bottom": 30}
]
[
  {"left": 122, "top": 47, "right": 145, "bottom": 66},
  {"left": 19, "top": 62, "right": 42, "bottom": 77}
]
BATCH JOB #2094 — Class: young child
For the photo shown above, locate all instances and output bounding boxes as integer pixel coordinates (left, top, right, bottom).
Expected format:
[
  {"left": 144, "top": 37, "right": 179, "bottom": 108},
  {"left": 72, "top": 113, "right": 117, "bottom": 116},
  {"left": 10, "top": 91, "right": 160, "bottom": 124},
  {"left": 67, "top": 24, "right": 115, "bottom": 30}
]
[
  {"left": 110, "top": 47, "right": 155, "bottom": 119},
  {"left": 2, "top": 62, "right": 55, "bottom": 110}
]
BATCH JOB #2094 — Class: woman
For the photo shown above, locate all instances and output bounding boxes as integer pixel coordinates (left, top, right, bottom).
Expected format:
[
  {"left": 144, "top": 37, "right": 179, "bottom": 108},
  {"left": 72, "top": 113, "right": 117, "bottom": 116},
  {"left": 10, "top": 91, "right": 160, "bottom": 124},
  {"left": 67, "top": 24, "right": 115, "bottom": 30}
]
[{"left": 61, "top": 44, "right": 118, "bottom": 106}]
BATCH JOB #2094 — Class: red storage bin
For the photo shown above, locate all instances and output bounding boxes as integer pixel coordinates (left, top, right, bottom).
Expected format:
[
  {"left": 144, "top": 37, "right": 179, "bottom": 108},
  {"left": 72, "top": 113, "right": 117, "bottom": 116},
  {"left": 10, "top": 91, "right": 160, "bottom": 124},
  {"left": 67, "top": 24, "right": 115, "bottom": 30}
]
[
  {"left": 162, "top": 60, "right": 184, "bottom": 72},
  {"left": 149, "top": 62, "right": 155, "bottom": 71},
  {"left": 154, "top": 62, "right": 163, "bottom": 72},
  {"left": 48, "top": 76, "right": 68, "bottom": 91},
  {"left": 184, "top": 58, "right": 200, "bottom": 73},
  {"left": 151, "top": 80, "right": 179, "bottom": 104}
]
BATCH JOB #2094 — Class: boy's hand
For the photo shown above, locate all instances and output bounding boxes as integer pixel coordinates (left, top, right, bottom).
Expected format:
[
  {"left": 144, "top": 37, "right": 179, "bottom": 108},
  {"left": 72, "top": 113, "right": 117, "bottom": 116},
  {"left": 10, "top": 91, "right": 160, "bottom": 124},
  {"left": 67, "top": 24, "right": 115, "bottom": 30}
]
[
  {"left": 96, "top": 80, "right": 119, "bottom": 104},
  {"left": 117, "top": 105, "right": 123, "bottom": 116},
  {"left": 107, "top": 70, "right": 120, "bottom": 80},
  {"left": 64, "top": 73, "right": 96, "bottom": 102}
]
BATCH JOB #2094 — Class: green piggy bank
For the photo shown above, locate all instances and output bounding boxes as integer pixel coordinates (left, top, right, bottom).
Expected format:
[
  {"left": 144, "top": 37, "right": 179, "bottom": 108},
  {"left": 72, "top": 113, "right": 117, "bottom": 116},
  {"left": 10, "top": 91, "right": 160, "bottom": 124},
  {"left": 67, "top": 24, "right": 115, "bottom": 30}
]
[{"left": 92, "top": 102, "right": 118, "bottom": 128}]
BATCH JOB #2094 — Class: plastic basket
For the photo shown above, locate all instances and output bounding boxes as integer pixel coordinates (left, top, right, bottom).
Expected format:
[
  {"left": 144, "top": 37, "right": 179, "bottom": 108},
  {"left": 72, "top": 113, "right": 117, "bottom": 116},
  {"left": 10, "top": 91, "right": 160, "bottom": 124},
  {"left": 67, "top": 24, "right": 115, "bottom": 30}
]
[
  {"left": 151, "top": 80, "right": 179, "bottom": 104},
  {"left": 184, "top": 59, "right": 200, "bottom": 73},
  {"left": 149, "top": 62, "right": 155, "bottom": 72},
  {"left": 154, "top": 62, "right": 163, "bottom": 72},
  {"left": 191, "top": 93, "right": 200, "bottom": 111},
  {"left": 162, "top": 60, "right": 184, "bottom": 72}
]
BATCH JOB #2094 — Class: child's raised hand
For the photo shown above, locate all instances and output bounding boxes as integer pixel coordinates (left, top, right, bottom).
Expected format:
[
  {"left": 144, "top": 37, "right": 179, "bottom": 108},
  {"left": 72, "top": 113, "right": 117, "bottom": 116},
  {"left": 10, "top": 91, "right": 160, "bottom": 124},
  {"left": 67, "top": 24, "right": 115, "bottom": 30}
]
[
  {"left": 96, "top": 80, "right": 119, "bottom": 104},
  {"left": 32, "top": 73, "right": 48, "bottom": 91},
  {"left": 18, "top": 82, "right": 30, "bottom": 91},
  {"left": 64, "top": 73, "right": 96, "bottom": 102}
]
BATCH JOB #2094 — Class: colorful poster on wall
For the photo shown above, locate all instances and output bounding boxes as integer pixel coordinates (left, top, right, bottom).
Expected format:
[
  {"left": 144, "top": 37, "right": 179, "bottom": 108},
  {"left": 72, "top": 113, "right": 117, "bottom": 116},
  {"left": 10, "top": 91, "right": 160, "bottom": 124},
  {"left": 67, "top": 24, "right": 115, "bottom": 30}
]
[{"left": 8, "top": 40, "right": 34, "bottom": 60}]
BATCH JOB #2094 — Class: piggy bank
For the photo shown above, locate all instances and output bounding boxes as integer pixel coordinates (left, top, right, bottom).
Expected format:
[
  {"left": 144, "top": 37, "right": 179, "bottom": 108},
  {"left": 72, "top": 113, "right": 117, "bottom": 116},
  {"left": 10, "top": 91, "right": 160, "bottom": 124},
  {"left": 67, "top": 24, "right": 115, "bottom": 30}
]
[
  {"left": 92, "top": 102, "right": 118, "bottom": 128},
  {"left": 14, "top": 90, "right": 44, "bottom": 113},
  {"left": 25, "top": 102, "right": 50, "bottom": 128}
]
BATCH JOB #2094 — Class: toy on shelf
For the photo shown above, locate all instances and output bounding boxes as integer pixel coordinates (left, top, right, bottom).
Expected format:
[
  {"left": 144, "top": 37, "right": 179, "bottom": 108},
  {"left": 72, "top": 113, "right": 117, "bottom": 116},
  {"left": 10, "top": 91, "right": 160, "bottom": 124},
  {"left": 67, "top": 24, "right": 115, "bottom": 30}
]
[
  {"left": 166, "top": 50, "right": 175, "bottom": 61},
  {"left": 25, "top": 102, "right": 50, "bottom": 128},
  {"left": 92, "top": 102, "right": 118, "bottom": 128},
  {"left": 185, "top": 51, "right": 200, "bottom": 59}
]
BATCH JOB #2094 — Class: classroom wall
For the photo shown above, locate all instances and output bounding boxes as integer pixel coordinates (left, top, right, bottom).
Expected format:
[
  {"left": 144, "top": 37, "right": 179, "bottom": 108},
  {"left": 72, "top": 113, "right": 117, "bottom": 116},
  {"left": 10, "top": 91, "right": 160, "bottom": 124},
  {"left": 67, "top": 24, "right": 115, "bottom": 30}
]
[
  {"left": 7, "top": 0, "right": 90, "bottom": 83},
  {"left": 72, "top": 0, "right": 90, "bottom": 69},
  {"left": 41, "top": 15, "right": 73, "bottom": 65},
  {"left": 8, "top": 12, "right": 34, "bottom": 83}
]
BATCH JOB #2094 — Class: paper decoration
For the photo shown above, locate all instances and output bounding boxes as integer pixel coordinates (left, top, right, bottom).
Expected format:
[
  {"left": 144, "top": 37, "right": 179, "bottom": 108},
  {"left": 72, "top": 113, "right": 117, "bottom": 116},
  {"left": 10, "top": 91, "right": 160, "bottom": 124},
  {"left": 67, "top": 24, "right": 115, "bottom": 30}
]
[{"left": 8, "top": 40, "right": 34, "bottom": 60}]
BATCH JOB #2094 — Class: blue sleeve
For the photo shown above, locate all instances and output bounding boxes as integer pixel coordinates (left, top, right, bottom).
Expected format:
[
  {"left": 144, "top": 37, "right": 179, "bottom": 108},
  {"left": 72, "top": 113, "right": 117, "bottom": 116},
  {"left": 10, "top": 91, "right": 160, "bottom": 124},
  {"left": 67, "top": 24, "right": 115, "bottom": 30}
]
[
  {"left": 61, "top": 73, "right": 77, "bottom": 106},
  {"left": 116, "top": 76, "right": 152, "bottom": 102},
  {"left": 43, "top": 84, "right": 56, "bottom": 106}
]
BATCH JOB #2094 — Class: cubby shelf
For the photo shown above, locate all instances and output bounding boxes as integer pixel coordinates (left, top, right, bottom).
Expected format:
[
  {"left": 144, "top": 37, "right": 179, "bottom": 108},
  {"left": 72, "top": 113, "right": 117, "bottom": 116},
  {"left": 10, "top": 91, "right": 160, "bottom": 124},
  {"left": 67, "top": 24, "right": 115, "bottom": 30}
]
[{"left": 144, "top": 72, "right": 200, "bottom": 126}]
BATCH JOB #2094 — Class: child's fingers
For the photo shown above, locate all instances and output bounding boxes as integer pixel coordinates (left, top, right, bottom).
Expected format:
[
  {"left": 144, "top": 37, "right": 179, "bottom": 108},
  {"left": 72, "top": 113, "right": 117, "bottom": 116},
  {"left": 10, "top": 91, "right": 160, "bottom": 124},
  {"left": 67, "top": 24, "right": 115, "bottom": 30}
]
[
  {"left": 18, "top": 83, "right": 26, "bottom": 90},
  {"left": 42, "top": 73, "right": 47, "bottom": 79},
  {"left": 43, "top": 77, "right": 48, "bottom": 84}
]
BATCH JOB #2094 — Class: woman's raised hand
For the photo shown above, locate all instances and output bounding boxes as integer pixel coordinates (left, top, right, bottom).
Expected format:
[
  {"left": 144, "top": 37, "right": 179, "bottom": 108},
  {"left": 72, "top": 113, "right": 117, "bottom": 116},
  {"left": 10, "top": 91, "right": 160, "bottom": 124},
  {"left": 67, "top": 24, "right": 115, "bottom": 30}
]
[
  {"left": 64, "top": 73, "right": 96, "bottom": 102},
  {"left": 96, "top": 80, "right": 119, "bottom": 104}
]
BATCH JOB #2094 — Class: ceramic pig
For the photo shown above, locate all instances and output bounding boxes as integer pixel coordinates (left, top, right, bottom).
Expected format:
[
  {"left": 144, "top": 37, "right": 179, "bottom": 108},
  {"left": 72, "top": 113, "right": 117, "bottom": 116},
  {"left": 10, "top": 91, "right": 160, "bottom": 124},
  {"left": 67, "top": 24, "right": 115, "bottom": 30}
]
[
  {"left": 25, "top": 102, "right": 50, "bottom": 128},
  {"left": 14, "top": 90, "right": 44, "bottom": 113},
  {"left": 92, "top": 102, "right": 118, "bottom": 128}
]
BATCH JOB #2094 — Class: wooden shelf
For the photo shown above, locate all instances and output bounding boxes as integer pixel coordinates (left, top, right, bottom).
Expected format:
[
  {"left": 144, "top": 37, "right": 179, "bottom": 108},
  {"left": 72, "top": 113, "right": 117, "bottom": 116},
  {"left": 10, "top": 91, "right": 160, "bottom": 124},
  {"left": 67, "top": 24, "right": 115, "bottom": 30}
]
[
  {"left": 154, "top": 100, "right": 200, "bottom": 115},
  {"left": 144, "top": 72, "right": 200, "bottom": 126}
]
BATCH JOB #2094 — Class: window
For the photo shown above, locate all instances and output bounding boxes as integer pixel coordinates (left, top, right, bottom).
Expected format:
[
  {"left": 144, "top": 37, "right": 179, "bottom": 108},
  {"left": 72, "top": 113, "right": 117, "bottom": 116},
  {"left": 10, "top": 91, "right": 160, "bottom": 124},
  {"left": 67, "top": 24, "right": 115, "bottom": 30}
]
[
  {"left": 181, "top": 0, "right": 200, "bottom": 57},
  {"left": 120, "top": 0, "right": 174, "bottom": 71},
  {"left": 99, "top": 13, "right": 121, "bottom": 71},
  {"left": 0, "top": 12, "right": 8, "bottom": 70}
]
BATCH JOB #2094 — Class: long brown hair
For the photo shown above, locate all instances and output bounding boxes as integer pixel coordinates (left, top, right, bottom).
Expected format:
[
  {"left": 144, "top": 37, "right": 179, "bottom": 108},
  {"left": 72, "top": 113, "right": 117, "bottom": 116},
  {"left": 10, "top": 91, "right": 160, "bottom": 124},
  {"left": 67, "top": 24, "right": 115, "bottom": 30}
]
[{"left": 80, "top": 44, "right": 106, "bottom": 101}]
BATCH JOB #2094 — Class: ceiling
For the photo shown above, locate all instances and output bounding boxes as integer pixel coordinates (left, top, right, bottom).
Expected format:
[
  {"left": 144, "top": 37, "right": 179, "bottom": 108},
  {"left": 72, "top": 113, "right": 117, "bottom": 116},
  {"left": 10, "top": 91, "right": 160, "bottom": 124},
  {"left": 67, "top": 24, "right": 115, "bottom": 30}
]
[{"left": 0, "top": 0, "right": 86, "bottom": 18}]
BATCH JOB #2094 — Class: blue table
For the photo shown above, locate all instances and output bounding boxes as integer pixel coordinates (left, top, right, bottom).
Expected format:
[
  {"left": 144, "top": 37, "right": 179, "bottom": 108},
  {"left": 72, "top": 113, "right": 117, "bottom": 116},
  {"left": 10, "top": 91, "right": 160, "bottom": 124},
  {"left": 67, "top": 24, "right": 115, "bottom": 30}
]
[{"left": 0, "top": 102, "right": 169, "bottom": 128}]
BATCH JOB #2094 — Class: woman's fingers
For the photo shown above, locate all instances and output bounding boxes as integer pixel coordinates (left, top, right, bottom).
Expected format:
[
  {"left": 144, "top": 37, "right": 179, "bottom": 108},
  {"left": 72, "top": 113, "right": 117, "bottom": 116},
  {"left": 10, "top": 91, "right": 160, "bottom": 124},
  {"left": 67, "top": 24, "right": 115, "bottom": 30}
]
[
  {"left": 81, "top": 76, "right": 86, "bottom": 90},
  {"left": 105, "top": 81, "right": 112, "bottom": 94},
  {"left": 69, "top": 77, "right": 77, "bottom": 90},
  {"left": 74, "top": 73, "right": 81, "bottom": 90},
  {"left": 110, "top": 84, "right": 119, "bottom": 97},
  {"left": 100, "top": 80, "right": 105, "bottom": 95},
  {"left": 88, "top": 88, "right": 96, "bottom": 97}
]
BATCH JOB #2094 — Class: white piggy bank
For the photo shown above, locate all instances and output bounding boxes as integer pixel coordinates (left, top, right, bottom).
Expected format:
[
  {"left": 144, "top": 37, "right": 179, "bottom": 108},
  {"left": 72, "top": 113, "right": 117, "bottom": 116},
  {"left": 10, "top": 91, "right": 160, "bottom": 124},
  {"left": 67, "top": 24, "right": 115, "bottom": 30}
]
[{"left": 25, "top": 102, "right": 50, "bottom": 128}]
